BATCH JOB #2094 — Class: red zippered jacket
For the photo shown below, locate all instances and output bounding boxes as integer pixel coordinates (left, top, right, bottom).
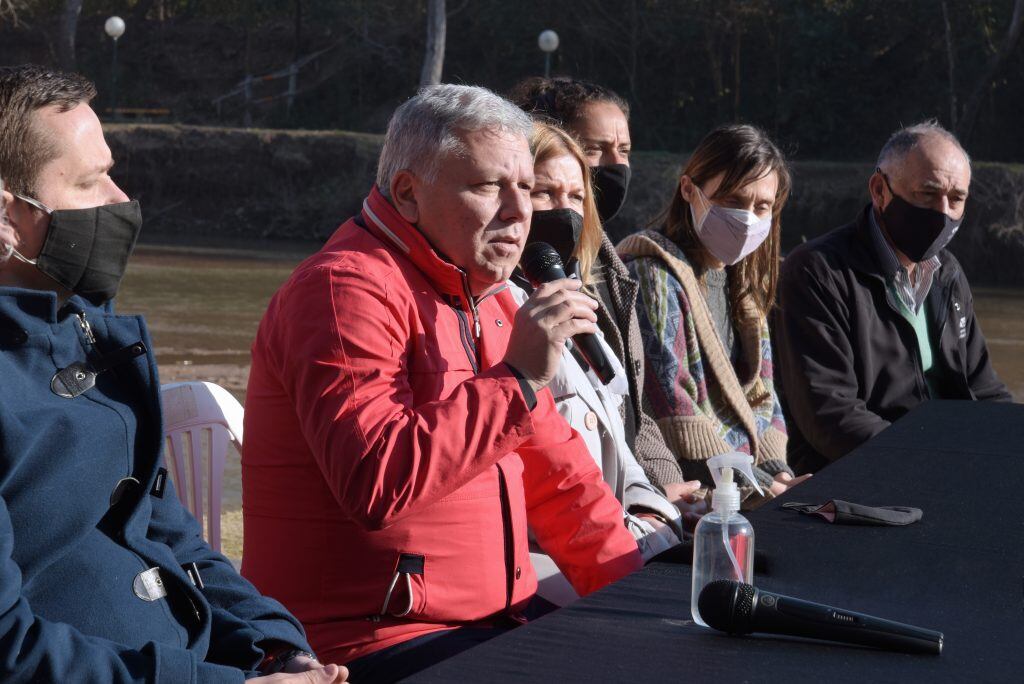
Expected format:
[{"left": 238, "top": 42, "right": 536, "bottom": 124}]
[{"left": 241, "top": 187, "right": 642, "bottom": 664}]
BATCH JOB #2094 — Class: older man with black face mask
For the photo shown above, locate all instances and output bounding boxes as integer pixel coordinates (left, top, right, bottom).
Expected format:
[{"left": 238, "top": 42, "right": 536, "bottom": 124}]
[
  {"left": 241, "top": 84, "right": 643, "bottom": 683},
  {"left": 0, "top": 65, "right": 346, "bottom": 684},
  {"left": 775, "top": 120, "right": 1012, "bottom": 475}
]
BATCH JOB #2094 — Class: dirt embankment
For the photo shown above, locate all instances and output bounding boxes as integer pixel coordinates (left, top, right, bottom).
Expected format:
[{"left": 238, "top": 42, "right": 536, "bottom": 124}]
[
  {"left": 106, "top": 124, "right": 1024, "bottom": 286},
  {"left": 106, "top": 123, "right": 382, "bottom": 246}
]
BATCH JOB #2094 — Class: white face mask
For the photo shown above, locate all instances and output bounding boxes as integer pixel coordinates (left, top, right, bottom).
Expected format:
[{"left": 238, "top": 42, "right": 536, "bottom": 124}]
[{"left": 689, "top": 185, "right": 772, "bottom": 266}]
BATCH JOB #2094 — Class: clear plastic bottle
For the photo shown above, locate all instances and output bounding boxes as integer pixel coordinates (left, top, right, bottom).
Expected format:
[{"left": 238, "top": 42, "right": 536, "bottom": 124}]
[{"left": 691, "top": 452, "right": 764, "bottom": 627}]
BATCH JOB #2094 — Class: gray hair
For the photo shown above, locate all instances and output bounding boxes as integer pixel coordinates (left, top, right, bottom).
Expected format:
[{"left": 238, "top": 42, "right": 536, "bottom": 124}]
[
  {"left": 376, "top": 84, "right": 533, "bottom": 198},
  {"left": 876, "top": 119, "right": 971, "bottom": 177}
]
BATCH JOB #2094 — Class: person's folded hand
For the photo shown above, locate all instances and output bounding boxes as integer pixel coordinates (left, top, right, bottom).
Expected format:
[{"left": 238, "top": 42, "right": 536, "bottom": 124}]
[
  {"left": 252, "top": 662, "right": 349, "bottom": 683},
  {"left": 662, "top": 481, "right": 707, "bottom": 531},
  {"left": 663, "top": 480, "right": 701, "bottom": 506},
  {"left": 768, "top": 471, "right": 812, "bottom": 497}
]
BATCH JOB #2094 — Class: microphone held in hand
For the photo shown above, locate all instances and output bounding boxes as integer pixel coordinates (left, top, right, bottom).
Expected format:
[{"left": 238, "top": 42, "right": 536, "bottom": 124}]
[
  {"left": 519, "top": 242, "right": 616, "bottom": 385},
  {"left": 697, "top": 580, "right": 942, "bottom": 655}
]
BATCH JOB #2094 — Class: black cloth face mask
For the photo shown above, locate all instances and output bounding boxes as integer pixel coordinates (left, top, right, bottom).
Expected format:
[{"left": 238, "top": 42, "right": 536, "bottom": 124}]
[
  {"left": 11, "top": 195, "right": 143, "bottom": 304},
  {"left": 878, "top": 170, "right": 962, "bottom": 263},
  {"left": 782, "top": 500, "right": 923, "bottom": 526},
  {"left": 591, "top": 164, "right": 631, "bottom": 223},
  {"left": 526, "top": 208, "right": 584, "bottom": 266}
]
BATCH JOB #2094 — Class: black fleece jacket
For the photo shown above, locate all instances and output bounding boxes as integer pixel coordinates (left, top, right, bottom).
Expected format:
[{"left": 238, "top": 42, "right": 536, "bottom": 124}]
[{"left": 773, "top": 204, "right": 1012, "bottom": 474}]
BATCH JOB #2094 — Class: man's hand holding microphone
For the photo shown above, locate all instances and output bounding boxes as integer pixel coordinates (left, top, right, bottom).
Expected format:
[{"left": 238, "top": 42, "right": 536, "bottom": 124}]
[
  {"left": 502, "top": 243, "right": 600, "bottom": 392},
  {"left": 504, "top": 277, "right": 598, "bottom": 391}
]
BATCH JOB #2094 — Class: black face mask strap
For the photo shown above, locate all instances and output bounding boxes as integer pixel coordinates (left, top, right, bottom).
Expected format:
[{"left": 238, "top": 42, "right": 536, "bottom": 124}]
[{"left": 876, "top": 168, "right": 898, "bottom": 204}]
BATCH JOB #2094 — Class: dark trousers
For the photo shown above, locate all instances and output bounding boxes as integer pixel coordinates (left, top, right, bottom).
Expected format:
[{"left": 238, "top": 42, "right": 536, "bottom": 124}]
[
  {"left": 345, "top": 626, "right": 510, "bottom": 683},
  {"left": 346, "top": 597, "right": 558, "bottom": 682}
]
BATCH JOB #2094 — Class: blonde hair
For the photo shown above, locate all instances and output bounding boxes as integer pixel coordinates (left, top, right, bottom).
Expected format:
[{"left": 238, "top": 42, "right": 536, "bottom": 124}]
[{"left": 529, "top": 121, "right": 603, "bottom": 285}]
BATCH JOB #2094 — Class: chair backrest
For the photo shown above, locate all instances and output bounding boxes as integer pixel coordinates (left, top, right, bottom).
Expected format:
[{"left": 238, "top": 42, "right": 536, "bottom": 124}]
[{"left": 160, "top": 381, "right": 244, "bottom": 552}]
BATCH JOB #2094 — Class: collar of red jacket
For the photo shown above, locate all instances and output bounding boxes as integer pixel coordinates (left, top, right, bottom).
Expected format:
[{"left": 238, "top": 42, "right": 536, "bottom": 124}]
[{"left": 361, "top": 185, "right": 486, "bottom": 300}]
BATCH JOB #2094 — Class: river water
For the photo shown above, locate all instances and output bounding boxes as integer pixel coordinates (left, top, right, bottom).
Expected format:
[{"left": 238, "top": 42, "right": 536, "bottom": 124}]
[{"left": 117, "top": 246, "right": 1024, "bottom": 557}]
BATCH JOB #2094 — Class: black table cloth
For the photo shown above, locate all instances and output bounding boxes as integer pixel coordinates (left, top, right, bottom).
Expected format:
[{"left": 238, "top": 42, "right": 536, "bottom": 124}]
[{"left": 409, "top": 401, "right": 1024, "bottom": 682}]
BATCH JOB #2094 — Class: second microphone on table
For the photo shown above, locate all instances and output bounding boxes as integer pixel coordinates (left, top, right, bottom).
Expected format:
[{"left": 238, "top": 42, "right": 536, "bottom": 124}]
[
  {"left": 519, "top": 241, "right": 616, "bottom": 385},
  {"left": 698, "top": 579, "right": 943, "bottom": 655}
]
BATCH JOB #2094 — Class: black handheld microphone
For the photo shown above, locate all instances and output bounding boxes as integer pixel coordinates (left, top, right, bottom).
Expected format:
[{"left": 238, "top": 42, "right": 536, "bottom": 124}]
[
  {"left": 698, "top": 580, "right": 943, "bottom": 655},
  {"left": 519, "top": 242, "right": 616, "bottom": 385}
]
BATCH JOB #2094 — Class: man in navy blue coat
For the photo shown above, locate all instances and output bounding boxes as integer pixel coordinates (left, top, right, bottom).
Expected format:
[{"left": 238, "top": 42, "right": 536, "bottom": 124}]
[{"left": 0, "top": 65, "right": 347, "bottom": 683}]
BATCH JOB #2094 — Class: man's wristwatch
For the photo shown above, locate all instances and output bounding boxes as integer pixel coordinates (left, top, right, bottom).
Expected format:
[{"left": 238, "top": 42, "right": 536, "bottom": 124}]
[{"left": 262, "top": 648, "right": 318, "bottom": 674}]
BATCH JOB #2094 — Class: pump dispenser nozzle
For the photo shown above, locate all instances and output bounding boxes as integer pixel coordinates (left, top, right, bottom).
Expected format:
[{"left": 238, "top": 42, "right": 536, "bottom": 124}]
[{"left": 707, "top": 452, "right": 764, "bottom": 514}]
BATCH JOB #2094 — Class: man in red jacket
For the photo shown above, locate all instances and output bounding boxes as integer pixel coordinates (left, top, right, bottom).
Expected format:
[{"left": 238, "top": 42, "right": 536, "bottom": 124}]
[{"left": 241, "top": 84, "right": 643, "bottom": 682}]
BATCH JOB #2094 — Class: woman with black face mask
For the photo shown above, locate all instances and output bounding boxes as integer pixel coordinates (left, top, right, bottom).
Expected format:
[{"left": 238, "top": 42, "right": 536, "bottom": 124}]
[
  {"left": 513, "top": 80, "right": 707, "bottom": 501},
  {"left": 509, "top": 77, "right": 633, "bottom": 234},
  {"left": 511, "top": 80, "right": 705, "bottom": 525},
  {"left": 512, "top": 122, "right": 703, "bottom": 606}
]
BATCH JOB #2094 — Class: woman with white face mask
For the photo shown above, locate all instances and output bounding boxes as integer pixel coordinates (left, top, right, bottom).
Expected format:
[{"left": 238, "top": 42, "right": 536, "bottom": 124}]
[{"left": 618, "top": 124, "right": 810, "bottom": 508}]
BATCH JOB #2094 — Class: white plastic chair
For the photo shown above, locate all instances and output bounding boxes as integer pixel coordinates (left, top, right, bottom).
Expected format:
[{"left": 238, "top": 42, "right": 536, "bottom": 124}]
[{"left": 160, "top": 381, "right": 244, "bottom": 552}]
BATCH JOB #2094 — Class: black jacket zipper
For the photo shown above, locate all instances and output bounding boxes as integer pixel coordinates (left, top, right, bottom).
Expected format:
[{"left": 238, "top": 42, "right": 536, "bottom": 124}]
[
  {"left": 460, "top": 272, "right": 482, "bottom": 341},
  {"left": 451, "top": 304, "right": 480, "bottom": 374},
  {"left": 496, "top": 466, "right": 515, "bottom": 611},
  {"left": 932, "top": 275, "right": 974, "bottom": 397}
]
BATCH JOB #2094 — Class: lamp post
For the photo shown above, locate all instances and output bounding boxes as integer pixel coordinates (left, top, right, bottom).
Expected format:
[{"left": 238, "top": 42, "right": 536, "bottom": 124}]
[
  {"left": 104, "top": 16, "right": 126, "bottom": 120},
  {"left": 538, "top": 29, "right": 559, "bottom": 78}
]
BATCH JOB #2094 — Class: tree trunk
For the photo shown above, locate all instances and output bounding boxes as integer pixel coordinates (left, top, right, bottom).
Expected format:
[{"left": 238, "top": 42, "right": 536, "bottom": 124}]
[
  {"left": 771, "top": 9, "right": 783, "bottom": 136},
  {"left": 294, "top": 0, "right": 302, "bottom": 61},
  {"left": 703, "top": 29, "right": 724, "bottom": 109},
  {"left": 957, "top": 0, "right": 1024, "bottom": 142},
  {"left": 732, "top": 6, "right": 742, "bottom": 120},
  {"left": 132, "top": 0, "right": 157, "bottom": 23},
  {"left": 0, "top": 1, "right": 30, "bottom": 27},
  {"left": 419, "top": 0, "right": 446, "bottom": 87},
  {"left": 55, "top": 0, "right": 83, "bottom": 72},
  {"left": 940, "top": 0, "right": 957, "bottom": 129},
  {"left": 627, "top": 0, "right": 639, "bottom": 104}
]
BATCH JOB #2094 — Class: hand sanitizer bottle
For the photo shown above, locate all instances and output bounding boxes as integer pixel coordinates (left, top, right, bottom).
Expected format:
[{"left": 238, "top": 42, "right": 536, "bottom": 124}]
[{"left": 691, "top": 452, "right": 764, "bottom": 627}]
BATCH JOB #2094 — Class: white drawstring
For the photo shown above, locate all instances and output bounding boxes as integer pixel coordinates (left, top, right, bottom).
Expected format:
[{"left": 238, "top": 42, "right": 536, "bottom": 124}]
[{"left": 379, "top": 570, "right": 415, "bottom": 617}]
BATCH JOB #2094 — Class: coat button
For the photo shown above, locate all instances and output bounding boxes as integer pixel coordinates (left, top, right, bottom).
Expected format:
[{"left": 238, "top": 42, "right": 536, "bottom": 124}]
[
  {"left": 515, "top": 566, "right": 522, "bottom": 580},
  {"left": 495, "top": 319, "right": 504, "bottom": 327},
  {"left": 133, "top": 567, "right": 168, "bottom": 602},
  {"left": 584, "top": 411, "right": 599, "bottom": 430}
]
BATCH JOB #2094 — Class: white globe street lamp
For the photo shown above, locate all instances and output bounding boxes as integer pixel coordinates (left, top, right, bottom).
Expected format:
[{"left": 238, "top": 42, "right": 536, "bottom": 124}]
[
  {"left": 538, "top": 29, "right": 559, "bottom": 77},
  {"left": 104, "top": 16, "right": 126, "bottom": 40},
  {"left": 104, "top": 17, "right": 126, "bottom": 120}
]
